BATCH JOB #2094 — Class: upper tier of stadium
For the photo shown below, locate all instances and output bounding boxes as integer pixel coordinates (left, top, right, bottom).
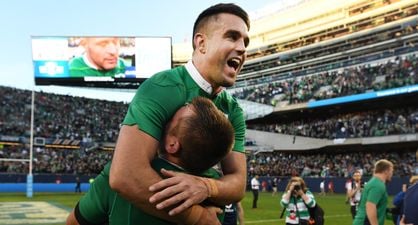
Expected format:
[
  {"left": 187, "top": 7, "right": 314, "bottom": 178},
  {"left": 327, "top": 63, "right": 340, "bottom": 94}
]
[{"left": 173, "top": 0, "right": 418, "bottom": 67}]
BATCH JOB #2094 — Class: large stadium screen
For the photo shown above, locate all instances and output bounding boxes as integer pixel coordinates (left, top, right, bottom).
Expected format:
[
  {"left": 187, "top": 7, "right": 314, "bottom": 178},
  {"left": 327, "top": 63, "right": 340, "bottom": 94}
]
[{"left": 32, "top": 36, "right": 172, "bottom": 89}]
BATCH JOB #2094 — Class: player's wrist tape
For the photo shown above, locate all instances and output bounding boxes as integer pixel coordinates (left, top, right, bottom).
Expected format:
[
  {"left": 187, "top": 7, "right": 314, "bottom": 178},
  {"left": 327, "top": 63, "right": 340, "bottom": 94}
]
[
  {"left": 184, "top": 205, "right": 204, "bottom": 225},
  {"left": 200, "top": 178, "right": 219, "bottom": 198}
]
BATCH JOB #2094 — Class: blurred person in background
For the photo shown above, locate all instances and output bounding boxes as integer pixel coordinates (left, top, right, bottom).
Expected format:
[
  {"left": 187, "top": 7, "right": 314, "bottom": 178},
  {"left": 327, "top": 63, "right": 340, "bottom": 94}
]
[
  {"left": 319, "top": 180, "right": 325, "bottom": 196},
  {"left": 347, "top": 170, "right": 363, "bottom": 219},
  {"left": 251, "top": 175, "right": 260, "bottom": 209},
  {"left": 222, "top": 201, "right": 244, "bottom": 225},
  {"left": 392, "top": 177, "right": 418, "bottom": 225},
  {"left": 281, "top": 177, "right": 316, "bottom": 225},
  {"left": 75, "top": 176, "right": 81, "bottom": 193},
  {"left": 353, "top": 159, "right": 394, "bottom": 225},
  {"left": 272, "top": 177, "right": 278, "bottom": 196},
  {"left": 400, "top": 150, "right": 418, "bottom": 225},
  {"left": 328, "top": 180, "right": 335, "bottom": 194},
  {"left": 69, "top": 37, "right": 126, "bottom": 77}
]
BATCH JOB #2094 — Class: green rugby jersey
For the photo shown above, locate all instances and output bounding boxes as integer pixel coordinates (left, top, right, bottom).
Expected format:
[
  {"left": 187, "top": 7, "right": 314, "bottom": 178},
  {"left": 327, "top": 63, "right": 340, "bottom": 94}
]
[
  {"left": 352, "top": 177, "right": 388, "bottom": 225},
  {"left": 69, "top": 56, "right": 126, "bottom": 77},
  {"left": 76, "top": 159, "right": 223, "bottom": 225},
  {"left": 123, "top": 65, "right": 245, "bottom": 153}
]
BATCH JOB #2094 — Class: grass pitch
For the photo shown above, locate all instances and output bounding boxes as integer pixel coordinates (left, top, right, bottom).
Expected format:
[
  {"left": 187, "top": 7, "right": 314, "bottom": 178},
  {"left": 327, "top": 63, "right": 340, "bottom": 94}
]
[{"left": 0, "top": 191, "right": 394, "bottom": 225}]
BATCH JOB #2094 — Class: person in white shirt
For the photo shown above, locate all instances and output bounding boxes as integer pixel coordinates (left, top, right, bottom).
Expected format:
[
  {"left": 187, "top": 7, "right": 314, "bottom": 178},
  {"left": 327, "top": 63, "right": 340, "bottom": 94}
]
[
  {"left": 347, "top": 170, "right": 363, "bottom": 219},
  {"left": 251, "top": 175, "right": 260, "bottom": 208},
  {"left": 319, "top": 180, "right": 325, "bottom": 196}
]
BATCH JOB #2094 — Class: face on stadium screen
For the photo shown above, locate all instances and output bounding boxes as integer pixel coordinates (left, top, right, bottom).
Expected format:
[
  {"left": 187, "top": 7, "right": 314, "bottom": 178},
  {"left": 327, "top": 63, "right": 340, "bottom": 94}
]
[{"left": 31, "top": 36, "right": 172, "bottom": 89}]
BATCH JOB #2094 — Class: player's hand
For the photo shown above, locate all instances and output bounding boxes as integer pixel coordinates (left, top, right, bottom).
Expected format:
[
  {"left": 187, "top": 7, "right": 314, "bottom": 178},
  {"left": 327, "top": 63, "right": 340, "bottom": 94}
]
[
  {"left": 149, "top": 169, "right": 209, "bottom": 215},
  {"left": 194, "top": 206, "right": 222, "bottom": 225},
  {"left": 289, "top": 183, "right": 295, "bottom": 191}
]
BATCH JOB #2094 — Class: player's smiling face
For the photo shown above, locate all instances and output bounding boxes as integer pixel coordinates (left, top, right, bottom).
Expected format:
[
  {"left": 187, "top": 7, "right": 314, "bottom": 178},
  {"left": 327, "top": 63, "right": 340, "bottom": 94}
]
[
  {"left": 86, "top": 38, "right": 120, "bottom": 70},
  {"left": 200, "top": 13, "right": 249, "bottom": 88}
]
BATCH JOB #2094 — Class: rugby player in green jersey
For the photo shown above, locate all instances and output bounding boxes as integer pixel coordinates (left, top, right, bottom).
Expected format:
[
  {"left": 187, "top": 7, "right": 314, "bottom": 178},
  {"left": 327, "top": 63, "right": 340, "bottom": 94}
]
[
  {"left": 352, "top": 159, "right": 394, "bottom": 225},
  {"left": 110, "top": 3, "right": 250, "bottom": 225},
  {"left": 67, "top": 97, "right": 234, "bottom": 225}
]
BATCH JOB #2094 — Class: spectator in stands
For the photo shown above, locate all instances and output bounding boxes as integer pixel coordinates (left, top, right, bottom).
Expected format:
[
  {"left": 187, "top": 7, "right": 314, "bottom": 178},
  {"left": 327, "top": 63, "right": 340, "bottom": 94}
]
[
  {"left": 69, "top": 37, "right": 126, "bottom": 77},
  {"left": 109, "top": 3, "right": 250, "bottom": 225},
  {"left": 231, "top": 53, "right": 418, "bottom": 107},
  {"left": 281, "top": 176, "right": 316, "bottom": 225},
  {"left": 249, "top": 106, "right": 418, "bottom": 140},
  {"left": 353, "top": 159, "right": 394, "bottom": 225},
  {"left": 66, "top": 97, "right": 235, "bottom": 225},
  {"left": 347, "top": 170, "right": 363, "bottom": 219}
]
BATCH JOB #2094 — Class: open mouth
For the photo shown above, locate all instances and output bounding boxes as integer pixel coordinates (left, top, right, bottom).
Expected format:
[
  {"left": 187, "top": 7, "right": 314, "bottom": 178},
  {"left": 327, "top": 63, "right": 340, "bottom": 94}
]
[{"left": 227, "top": 58, "right": 241, "bottom": 71}]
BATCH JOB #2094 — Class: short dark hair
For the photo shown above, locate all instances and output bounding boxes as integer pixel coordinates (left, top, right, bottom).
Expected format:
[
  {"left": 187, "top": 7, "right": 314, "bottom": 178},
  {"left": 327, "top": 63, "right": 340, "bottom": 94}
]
[
  {"left": 374, "top": 159, "right": 393, "bottom": 174},
  {"left": 192, "top": 3, "right": 250, "bottom": 49},
  {"left": 353, "top": 170, "right": 361, "bottom": 175},
  {"left": 173, "top": 97, "right": 234, "bottom": 175}
]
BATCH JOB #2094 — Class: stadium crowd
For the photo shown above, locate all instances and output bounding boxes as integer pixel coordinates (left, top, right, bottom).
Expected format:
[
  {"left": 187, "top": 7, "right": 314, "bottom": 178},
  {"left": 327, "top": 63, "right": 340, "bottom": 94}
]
[
  {"left": 248, "top": 106, "right": 418, "bottom": 139},
  {"left": 0, "top": 145, "right": 112, "bottom": 175},
  {"left": 2, "top": 144, "right": 416, "bottom": 179},
  {"left": 231, "top": 54, "right": 418, "bottom": 106},
  {"left": 247, "top": 150, "right": 417, "bottom": 178},
  {"left": 0, "top": 86, "right": 127, "bottom": 143}
]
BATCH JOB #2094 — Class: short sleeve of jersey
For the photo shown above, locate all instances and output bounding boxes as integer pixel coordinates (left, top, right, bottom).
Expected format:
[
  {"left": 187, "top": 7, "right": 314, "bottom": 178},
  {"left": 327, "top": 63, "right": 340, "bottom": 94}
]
[
  {"left": 229, "top": 100, "right": 245, "bottom": 152},
  {"left": 123, "top": 71, "right": 186, "bottom": 141},
  {"left": 215, "top": 92, "right": 246, "bottom": 153},
  {"left": 76, "top": 164, "right": 113, "bottom": 224}
]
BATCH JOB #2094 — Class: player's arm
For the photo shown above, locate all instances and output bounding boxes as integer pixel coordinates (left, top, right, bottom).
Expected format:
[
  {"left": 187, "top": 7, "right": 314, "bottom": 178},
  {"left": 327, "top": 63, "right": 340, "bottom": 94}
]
[
  {"left": 212, "top": 151, "right": 247, "bottom": 204},
  {"left": 365, "top": 202, "right": 378, "bottom": 225},
  {"left": 66, "top": 210, "right": 80, "bottom": 225},
  {"left": 109, "top": 125, "right": 160, "bottom": 211},
  {"left": 237, "top": 201, "right": 245, "bottom": 225},
  {"left": 149, "top": 151, "right": 247, "bottom": 215},
  {"left": 110, "top": 125, "right": 220, "bottom": 225}
]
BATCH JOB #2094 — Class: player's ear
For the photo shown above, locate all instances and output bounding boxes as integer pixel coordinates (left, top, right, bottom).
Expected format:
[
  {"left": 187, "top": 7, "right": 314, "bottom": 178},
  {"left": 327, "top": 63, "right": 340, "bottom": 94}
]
[
  {"left": 194, "top": 32, "right": 206, "bottom": 54},
  {"left": 165, "top": 135, "right": 180, "bottom": 154}
]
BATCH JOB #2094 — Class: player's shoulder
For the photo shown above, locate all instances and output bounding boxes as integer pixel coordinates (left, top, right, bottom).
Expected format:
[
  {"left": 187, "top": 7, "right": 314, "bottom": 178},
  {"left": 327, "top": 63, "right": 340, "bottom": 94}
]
[
  {"left": 146, "top": 66, "right": 187, "bottom": 86},
  {"left": 69, "top": 56, "right": 84, "bottom": 67},
  {"left": 216, "top": 91, "right": 243, "bottom": 113}
]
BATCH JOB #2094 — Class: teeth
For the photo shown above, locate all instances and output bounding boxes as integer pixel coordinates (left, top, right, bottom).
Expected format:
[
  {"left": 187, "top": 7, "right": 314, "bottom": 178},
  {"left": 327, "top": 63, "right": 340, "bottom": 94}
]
[
  {"left": 231, "top": 58, "right": 240, "bottom": 64},
  {"left": 228, "top": 58, "right": 241, "bottom": 70}
]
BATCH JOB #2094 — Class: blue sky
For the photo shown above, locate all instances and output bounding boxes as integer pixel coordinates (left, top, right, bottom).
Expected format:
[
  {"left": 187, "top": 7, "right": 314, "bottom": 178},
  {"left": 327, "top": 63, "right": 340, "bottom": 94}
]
[{"left": 0, "top": 0, "right": 284, "bottom": 102}]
